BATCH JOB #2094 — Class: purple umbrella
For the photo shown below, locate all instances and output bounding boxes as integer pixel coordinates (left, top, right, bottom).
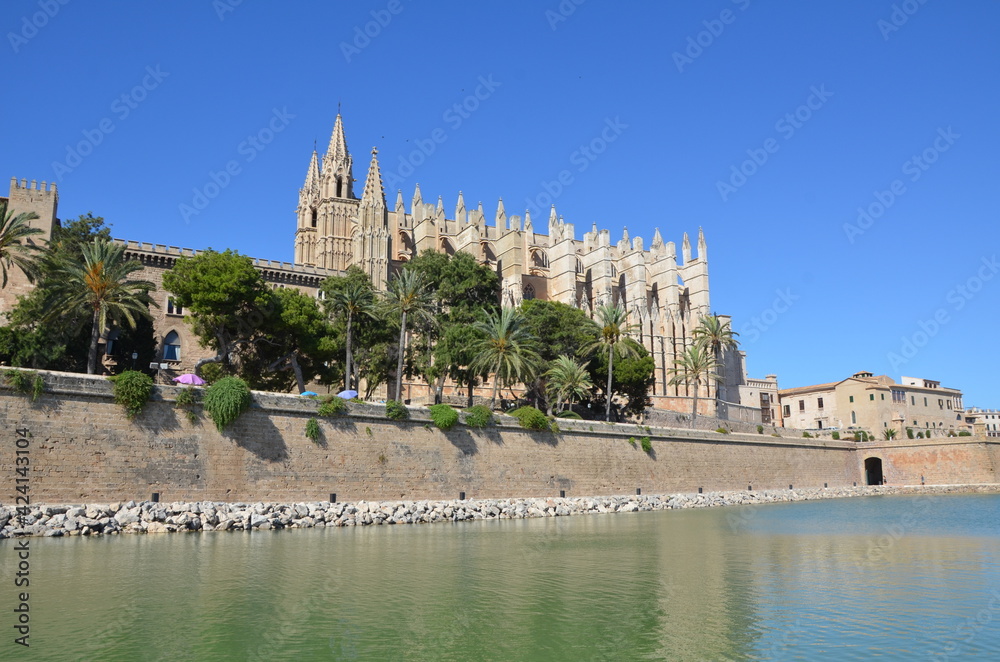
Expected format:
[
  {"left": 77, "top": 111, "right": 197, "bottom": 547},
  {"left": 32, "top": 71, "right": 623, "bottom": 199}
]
[{"left": 172, "top": 373, "right": 206, "bottom": 386}]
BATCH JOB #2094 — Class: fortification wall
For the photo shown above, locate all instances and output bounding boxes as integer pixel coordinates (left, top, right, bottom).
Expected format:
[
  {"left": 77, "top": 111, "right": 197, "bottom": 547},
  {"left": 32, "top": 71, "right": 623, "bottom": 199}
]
[
  {"left": 859, "top": 439, "right": 998, "bottom": 485},
  {"left": 2, "top": 370, "right": 991, "bottom": 505}
]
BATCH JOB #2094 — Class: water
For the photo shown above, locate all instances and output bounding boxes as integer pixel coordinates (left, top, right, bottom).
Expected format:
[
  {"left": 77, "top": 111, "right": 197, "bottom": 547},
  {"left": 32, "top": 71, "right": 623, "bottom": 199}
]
[{"left": 5, "top": 493, "right": 1000, "bottom": 661}]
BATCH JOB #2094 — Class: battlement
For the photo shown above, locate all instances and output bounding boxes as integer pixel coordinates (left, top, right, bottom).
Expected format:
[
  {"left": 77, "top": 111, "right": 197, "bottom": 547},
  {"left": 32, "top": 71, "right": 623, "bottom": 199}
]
[{"left": 10, "top": 177, "right": 58, "bottom": 196}]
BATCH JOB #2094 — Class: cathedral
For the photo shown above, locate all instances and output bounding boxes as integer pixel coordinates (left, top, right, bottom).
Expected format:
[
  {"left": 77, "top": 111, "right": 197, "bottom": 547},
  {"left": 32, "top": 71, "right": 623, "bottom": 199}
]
[{"left": 2, "top": 113, "right": 778, "bottom": 422}]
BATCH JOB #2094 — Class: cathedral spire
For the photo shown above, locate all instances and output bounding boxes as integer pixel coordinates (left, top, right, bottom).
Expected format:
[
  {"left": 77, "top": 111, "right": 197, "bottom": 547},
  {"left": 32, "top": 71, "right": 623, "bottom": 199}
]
[
  {"left": 412, "top": 183, "right": 423, "bottom": 210},
  {"left": 682, "top": 232, "right": 692, "bottom": 264},
  {"left": 301, "top": 149, "right": 320, "bottom": 198},
  {"left": 495, "top": 197, "right": 506, "bottom": 229},
  {"left": 327, "top": 113, "right": 349, "bottom": 165},
  {"left": 359, "top": 147, "right": 386, "bottom": 212},
  {"left": 697, "top": 227, "right": 707, "bottom": 261},
  {"left": 322, "top": 113, "right": 353, "bottom": 199},
  {"left": 455, "top": 191, "right": 466, "bottom": 223}
]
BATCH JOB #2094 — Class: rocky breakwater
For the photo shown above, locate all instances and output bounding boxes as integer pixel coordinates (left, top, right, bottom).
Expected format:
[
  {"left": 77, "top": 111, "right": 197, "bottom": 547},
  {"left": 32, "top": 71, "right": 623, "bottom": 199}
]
[{"left": 2, "top": 484, "right": 998, "bottom": 539}]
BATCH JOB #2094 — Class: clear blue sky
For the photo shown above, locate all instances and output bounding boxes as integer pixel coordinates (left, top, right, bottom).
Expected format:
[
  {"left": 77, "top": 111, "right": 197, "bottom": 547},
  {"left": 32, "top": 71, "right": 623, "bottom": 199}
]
[{"left": 2, "top": 1, "right": 998, "bottom": 405}]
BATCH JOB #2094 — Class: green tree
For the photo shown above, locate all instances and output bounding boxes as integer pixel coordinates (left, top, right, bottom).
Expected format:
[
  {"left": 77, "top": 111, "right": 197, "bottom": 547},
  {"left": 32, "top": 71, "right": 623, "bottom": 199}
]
[
  {"left": 545, "top": 355, "right": 593, "bottom": 412},
  {"left": 43, "top": 239, "right": 157, "bottom": 374},
  {"left": 0, "top": 199, "right": 44, "bottom": 288},
  {"left": 162, "top": 249, "right": 271, "bottom": 376},
  {"left": 326, "top": 277, "right": 378, "bottom": 391},
  {"left": 383, "top": 268, "right": 436, "bottom": 401},
  {"left": 667, "top": 344, "right": 720, "bottom": 427},
  {"left": 692, "top": 315, "right": 740, "bottom": 400},
  {"left": 470, "top": 307, "right": 542, "bottom": 409},
  {"left": 585, "top": 304, "right": 639, "bottom": 421},
  {"left": 521, "top": 299, "right": 600, "bottom": 363},
  {"left": 588, "top": 339, "right": 655, "bottom": 418}
]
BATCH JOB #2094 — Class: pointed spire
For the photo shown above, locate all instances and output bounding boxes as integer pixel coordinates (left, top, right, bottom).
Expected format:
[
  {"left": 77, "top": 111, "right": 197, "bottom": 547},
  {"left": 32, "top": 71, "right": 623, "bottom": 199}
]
[
  {"left": 359, "top": 147, "right": 386, "bottom": 210},
  {"left": 524, "top": 209, "right": 533, "bottom": 232},
  {"left": 437, "top": 195, "right": 444, "bottom": 213},
  {"left": 622, "top": 227, "right": 629, "bottom": 244},
  {"left": 495, "top": 197, "right": 506, "bottom": 229},
  {"left": 455, "top": 191, "right": 466, "bottom": 223},
  {"left": 682, "top": 232, "right": 692, "bottom": 264},
  {"left": 395, "top": 189, "right": 405, "bottom": 211},
  {"left": 549, "top": 205, "right": 558, "bottom": 225},
  {"left": 651, "top": 228, "right": 663, "bottom": 249},
  {"left": 327, "top": 113, "right": 349, "bottom": 164},
  {"left": 301, "top": 149, "right": 320, "bottom": 196},
  {"left": 412, "top": 183, "right": 423, "bottom": 209},
  {"left": 697, "top": 227, "right": 707, "bottom": 261}
]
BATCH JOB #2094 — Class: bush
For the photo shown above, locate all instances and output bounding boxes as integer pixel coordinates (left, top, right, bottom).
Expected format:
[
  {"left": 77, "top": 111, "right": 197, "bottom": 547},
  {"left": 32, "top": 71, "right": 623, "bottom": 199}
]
[
  {"left": 509, "top": 406, "right": 550, "bottom": 431},
  {"left": 318, "top": 396, "right": 349, "bottom": 417},
  {"left": 429, "top": 403, "right": 459, "bottom": 431},
  {"left": 640, "top": 436, "right": 652, "bottom": 453},
  {"left": 175, "top": 386, "right": 198, "bottom": 407},
  {"left": 959, "top": 430, "right": 972, "bottom": 437},
  {"left": 716, "top": 427, "right": 729, "bottom": 434},
  {"left": 906, "top": 428, "right": 914, "bottom": 439},
  {"left": 305, "top": 417, "right": 321, "bottom": 443},
  {"left": 556, "top": 410, "right": 583, "bottom": 419},
  {"left": 463, "top": 405, "right": 494, "bottom": 429},
  {"left": 628, "top": 437, "right": 637, "bottom": 448},
  {"left": 109, "top": 370, "right": 154, "bottom": 420},
  {"left": 756, "top": 424, "right": 764, "bottom": 434},
  {"left": 199, "top": 362, "right": 224, "bottom": 385},
  {"left": 802, "top": 431, "right": 813, "bottom": 438},
  {"left": 4, "top": 368, "right": 45, "bottom": 402},
  {"left": 385, "top": 400, "right": 409, "bottom": 421},
  {"left": 916, "top": 431, "right": 924, "bottom": 439},
  {"left": 831, "top": 431, "right": 840, "bottom": 440},
  {"left": 203, "top": 376, "right": 252, "bottom": 432}
]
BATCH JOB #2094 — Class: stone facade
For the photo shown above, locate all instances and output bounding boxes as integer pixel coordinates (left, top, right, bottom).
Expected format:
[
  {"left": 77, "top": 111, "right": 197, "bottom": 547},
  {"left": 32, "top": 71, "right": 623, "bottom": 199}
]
[
  {"left": 779, "top": 371, "right": 966, "bottom": 436},
  {"left": 0, "top": 178, "right": 58, "bottom": 317}
]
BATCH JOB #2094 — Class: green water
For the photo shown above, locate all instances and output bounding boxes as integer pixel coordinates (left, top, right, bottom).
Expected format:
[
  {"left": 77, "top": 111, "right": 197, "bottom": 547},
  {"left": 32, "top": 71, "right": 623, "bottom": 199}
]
[{"left": 4, "top": 493, "right": 1000, "bottom": 660}]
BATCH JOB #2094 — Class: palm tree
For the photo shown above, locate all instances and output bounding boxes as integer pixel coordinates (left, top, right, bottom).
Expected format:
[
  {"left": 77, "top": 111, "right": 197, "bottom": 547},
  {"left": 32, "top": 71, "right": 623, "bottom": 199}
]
[
  {"left": 691, "top": 314, "right": 740, "bottom": 401},
  {"left": 470, "top": 307, "right": 541, "bottom": 409},
  {"left": 544, "top": 355, "right": 593, "bottom": 413},
  {"left": 585, "top": 304, "right": 639, "bottom": 422},
  {"left": 44, "top": 239, "right": 156, "bottom": 374},
  {"left": 384, "top": 269, "right": 435, "bottom": 402},
  {"left": 329, "top": 281, "right": 378, "bottom": 392},
  {"left": 0, "top": 199, "right": 44, "bottom": 288},
  {"left": 667, "top": 345, "right": 720, "bottom": 427}
]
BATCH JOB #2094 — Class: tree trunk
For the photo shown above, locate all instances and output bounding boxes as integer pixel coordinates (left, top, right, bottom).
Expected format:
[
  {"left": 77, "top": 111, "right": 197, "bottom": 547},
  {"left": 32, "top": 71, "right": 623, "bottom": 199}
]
[
  {"left": 344, "top": 313, "right": 353, "bottom": 391},
  {"left": 290, "top": 353, "right": 306, "bottom": 394},
  {"left": 87, "top": 308, "right": 101, "bottom": 375},
  {"left": 605, "top": 345, "right": 614, "bottom": 422},
  {"left": 691, "top": 377, "right": 699, "bottom": 428},
  {"left": 467, "top": 380, "right": 474, "bottom": 408},
  {"left": 394, "top": 310, "right": 407, "bottom": 402},
  {"left": 489, "top": 369, "right": 500, "bottom": 409}
]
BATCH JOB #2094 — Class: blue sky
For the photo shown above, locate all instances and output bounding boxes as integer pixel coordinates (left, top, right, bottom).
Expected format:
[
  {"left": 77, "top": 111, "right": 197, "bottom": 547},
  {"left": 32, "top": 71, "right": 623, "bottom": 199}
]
[{"left": 2, "top": 1, "right": 998, "bottom": 405}]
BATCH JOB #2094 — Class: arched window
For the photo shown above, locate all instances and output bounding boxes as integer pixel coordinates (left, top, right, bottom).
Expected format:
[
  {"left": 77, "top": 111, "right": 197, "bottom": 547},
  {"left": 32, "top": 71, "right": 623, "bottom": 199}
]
[
  {"left": 523, "top": 283, "right": 535, "bottom": 300},
  {"left": 163, "top": 331, "right": 181, "bottom": 362},
  {"left": 576, "top": 257, "right": 584, "bottom": 274},
  {"left": 311, "top": 209, "right": 317, "bottom": 228},
  {"left": 531, "top": 249, "right": 548, "bottom": 269},
  {"left": 851, "top": 411, "right": 857, "bottom": 425}
]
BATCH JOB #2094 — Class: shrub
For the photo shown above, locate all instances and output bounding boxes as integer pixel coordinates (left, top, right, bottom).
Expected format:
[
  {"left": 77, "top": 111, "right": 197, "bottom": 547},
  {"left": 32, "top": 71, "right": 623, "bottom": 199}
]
[
  {"left": 203, "top": 376, "right": 252, "bottom": 432},
  {"left": 556, "top": 410, "right": 583, "bottom": 420},
  {"left": 199, "top": 362, "right": 224, "bottom": 385},
  {"left": 109, "top": 370, "right": 154, "bottom": 420},
  {"left": 831, "top": 431, "right": 840, "bottom": 440},
  {"left": 550, "top": 420, "right": 560, "bottom": 434},
  {"left": 716, "top": 427, "right": 729, "bottom": 434},
  {"left": 756, "top": 424, "right": 764, "bottom": 434},
  {"left": 174, "top": 386, "right": 198, "bottom": 407},
  {"left": 959, "top": 430, "right": 972, "bottom": 437},
  {"left": 906, "top": 428, "right": 914, "bottom": 439},
  {"left": 4, "top": 369, "right": 45, "bottom": 402},
  {"left": 305, "top": 417, "right": 321, "bottom": 443},
  {"left": 318, "top": 396, "right": 349, "bottom": 417},
  {"left": 464, "top": 405, "right": 494, "bottom": 429},
  {"left": 428, "top": 403, "right": 459, "bottom": 431},
  {"left": 628, "top": 437, "right": 637, "bottom": 448},
  {"left": 916, "top": 431, "right": 924, "bottom": 439},
  {"left": 385, "top": 400, "right": 409, "bottom": 421},
  {"left": 509, "top": 406, "right": 550, "bottom": 431},
  {"left": 802, "top": 431, "right": 813, "bottom": 438},
  {"left": 640, "top": 436, "right": 652, "bottom": 453}
]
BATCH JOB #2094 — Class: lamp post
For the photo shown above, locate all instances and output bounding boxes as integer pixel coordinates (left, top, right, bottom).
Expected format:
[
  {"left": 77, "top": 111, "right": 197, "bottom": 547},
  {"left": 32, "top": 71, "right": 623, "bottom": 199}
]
[{"left": 131, "top": 352, "right": 138, "bottom": 370}]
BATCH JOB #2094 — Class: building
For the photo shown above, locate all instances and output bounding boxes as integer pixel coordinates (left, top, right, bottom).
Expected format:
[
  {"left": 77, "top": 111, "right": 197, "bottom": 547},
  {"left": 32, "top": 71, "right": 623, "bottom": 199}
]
[
  {"left": 778, "top": 371, "right": 966, "bottom": 436},
  {"left": 962, "top": 408, "right": 1000, "bottom": 437},
  {"left": 2, "top": 113, "right": 775, "bottom": 420}
]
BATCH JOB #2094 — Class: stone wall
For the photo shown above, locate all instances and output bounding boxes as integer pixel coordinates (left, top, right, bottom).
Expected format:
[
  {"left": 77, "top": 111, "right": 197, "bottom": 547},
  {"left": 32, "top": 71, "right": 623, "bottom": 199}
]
[
  {"left": 859, "top": 439, "right": 998, "bottom": 485},
  {"left": 1, "top": 370, "right": 994, "bottom": 505}
]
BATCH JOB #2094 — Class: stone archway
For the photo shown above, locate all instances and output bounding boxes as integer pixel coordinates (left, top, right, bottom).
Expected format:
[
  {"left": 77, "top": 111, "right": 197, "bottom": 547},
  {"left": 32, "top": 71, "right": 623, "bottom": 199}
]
[{"left": 864, "top": 457, "right": 884, "bottom": 485}]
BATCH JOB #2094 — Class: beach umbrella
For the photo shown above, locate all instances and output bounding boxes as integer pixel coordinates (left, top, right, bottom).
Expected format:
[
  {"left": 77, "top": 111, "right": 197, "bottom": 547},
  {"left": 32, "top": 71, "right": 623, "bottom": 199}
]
[
  {"left": 337, "top": 389, "right": 358, "bottom": 399},
  {"left": 300, "top": 391, "right": 319, "bottom": 397},
  {"left": 172, "top": 374, "right": 206, "bottom": 386}
]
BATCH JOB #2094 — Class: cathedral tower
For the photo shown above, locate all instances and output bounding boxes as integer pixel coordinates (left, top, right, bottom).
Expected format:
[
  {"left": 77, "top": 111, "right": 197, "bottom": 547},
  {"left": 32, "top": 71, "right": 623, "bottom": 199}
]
[{"left": 353, "top": 148, "right": 391, "bottom": 290}]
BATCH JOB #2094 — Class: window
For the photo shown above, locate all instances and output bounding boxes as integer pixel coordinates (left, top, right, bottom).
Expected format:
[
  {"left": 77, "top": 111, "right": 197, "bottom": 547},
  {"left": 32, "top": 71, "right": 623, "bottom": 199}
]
[
  {"left": 870, "top": 394, "right": 875, "bottom": 401},
  {"left": 892, "top": 389, "right": 905, "bottom": 403},
  {"left": 523, "top": 284, "right": 535, "bottom": 300},
  {"left": 799, "top": 400, "right": 805, "bottom": 412},
  {"left": 849, "top": 395, "right": 854, "bottom": 403},
  {"left": 924, "top": 397, "right": 928, "bottom": 406},
  {"left": 817, "top": 397, "right": 824, "bottom": 409},
  {"left": 311, "top": 209, "right": 317, "bottom": 228},
  {"left": 911, "top": 396, "right": 915, "bottom": 405},
  {"left": 851, "top": 411, "right": 857, "bottom": 424},
  {"left": 783, "top": 405, "right": 791, "bottom": 417},
  {"left": 881, "top": 394, "right": 885, "bottom": 401},
  {"left": 166, "top": 298, "right": 183, "bottom": 316},
  {"left": 938, "top": 399, "right": 944, "bottom": 409},
  {"left": 162, "top": 331, "right": 181, "bottom": 362}
]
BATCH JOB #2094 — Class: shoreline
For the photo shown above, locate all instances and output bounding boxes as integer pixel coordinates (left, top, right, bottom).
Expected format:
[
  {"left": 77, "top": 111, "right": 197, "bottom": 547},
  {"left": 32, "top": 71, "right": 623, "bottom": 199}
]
[{"left": 3, "top": 483, "right": 999, "bottom": 539}]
